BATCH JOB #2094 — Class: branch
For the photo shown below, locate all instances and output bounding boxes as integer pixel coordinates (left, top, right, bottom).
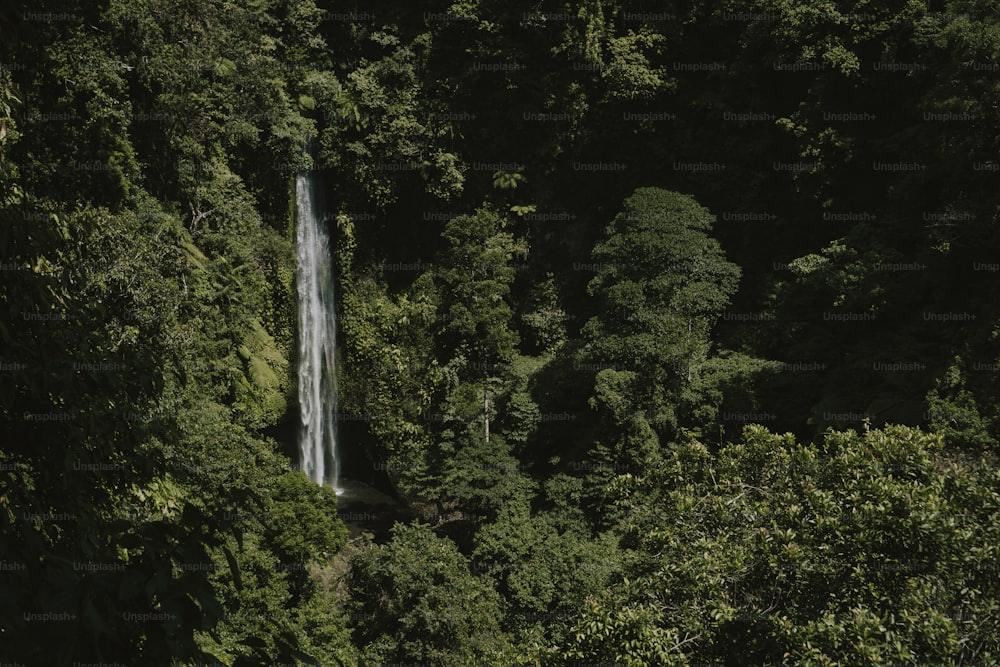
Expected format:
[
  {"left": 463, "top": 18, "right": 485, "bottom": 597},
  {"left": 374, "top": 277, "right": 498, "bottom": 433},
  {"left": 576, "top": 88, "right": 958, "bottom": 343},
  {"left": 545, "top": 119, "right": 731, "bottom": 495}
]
[
  {"left": 188, "top": 200, "right": 215, "bottom": 231},
  {"left": 670, "top": 632, "right": 702, "bottom": 652}
]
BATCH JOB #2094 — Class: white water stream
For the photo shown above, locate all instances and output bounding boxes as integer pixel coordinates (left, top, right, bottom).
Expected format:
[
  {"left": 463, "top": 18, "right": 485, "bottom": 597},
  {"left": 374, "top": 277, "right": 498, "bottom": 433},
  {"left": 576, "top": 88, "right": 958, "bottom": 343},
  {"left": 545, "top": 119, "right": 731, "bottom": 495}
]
[{"left": 295, "top": 170, "right": 341, "bottom": 493}]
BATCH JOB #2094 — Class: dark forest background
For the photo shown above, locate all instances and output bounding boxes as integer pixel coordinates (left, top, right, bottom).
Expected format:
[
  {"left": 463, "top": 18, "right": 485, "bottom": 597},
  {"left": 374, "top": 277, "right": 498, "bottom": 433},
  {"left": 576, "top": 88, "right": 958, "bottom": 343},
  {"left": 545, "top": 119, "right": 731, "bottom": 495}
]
[{"left": 3, "top": 0, "right": 1000, "bottom": 664}]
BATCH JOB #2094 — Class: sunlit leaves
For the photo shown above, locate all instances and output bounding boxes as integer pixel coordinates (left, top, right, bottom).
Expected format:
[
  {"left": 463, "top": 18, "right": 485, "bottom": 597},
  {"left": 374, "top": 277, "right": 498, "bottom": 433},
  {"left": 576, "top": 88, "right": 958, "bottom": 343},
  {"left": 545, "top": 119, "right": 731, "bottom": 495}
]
[
  {"left": 348, "top": 522, "right": 511, "bottom": 664},
  {"left": 590, "top": 424, "right": 1000, "bottom": 664}
]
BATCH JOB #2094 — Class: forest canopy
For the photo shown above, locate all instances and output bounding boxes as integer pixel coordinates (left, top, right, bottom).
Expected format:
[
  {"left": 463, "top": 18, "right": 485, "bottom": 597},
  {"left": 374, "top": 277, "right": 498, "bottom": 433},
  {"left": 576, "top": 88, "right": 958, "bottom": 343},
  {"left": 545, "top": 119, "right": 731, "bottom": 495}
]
[{"left": 3, "top": 0, "right": 1000, "bottom": 665}]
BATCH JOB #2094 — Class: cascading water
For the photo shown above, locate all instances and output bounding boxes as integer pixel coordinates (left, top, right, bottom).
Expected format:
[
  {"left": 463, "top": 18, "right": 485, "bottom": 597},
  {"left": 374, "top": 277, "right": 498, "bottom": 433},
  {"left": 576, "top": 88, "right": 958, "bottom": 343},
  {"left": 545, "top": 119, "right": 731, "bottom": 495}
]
[{"left": 295, "top": 168, "right": 341, "bottom": 493}]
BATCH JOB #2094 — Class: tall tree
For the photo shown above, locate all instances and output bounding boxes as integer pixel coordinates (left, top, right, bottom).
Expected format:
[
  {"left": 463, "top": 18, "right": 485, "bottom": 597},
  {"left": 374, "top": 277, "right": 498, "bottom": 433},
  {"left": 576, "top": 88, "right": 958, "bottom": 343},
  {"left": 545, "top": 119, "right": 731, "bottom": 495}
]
[
  {"left": 581, "top": 187, "right": 741, "bottom": 449},
  {"left": 434, "top": 205, "right": 526, "bottom": 443}
]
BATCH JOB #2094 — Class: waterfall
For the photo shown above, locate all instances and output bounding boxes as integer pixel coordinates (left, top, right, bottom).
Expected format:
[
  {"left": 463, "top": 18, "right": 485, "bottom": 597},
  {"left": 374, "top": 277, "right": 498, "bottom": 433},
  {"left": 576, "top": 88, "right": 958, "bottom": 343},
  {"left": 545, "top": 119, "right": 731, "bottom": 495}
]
[{"left": 295, "top": 169, "right": 341, "bottom": 493}]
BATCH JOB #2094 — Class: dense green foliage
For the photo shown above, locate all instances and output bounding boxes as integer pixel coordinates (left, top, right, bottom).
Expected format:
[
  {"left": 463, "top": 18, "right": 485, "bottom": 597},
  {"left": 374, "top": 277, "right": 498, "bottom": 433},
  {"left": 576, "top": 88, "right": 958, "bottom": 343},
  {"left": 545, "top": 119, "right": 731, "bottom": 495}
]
[
  {"left": 348, "top": 522, "right": 511, "bottom": 664},
  {"left": 5, "top": 0, "right": 1000, "bottom": 664},
  {"left": 600, "top": 425, "right": 1000, "bottom": 665},
  {"left": 1, "top": 1, "right": 348, "bottom": 664}
]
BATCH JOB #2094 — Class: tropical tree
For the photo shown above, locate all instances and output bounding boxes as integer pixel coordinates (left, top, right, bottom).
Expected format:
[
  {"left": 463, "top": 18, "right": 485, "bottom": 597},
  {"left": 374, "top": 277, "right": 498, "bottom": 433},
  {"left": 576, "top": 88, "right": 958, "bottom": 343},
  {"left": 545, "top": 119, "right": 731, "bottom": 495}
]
[
  {"left": 347, "top": 522, "right": 512, "bottom": 665},
  {"left": 578, "top": 187, "right": 742, "bottom": 494}
]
